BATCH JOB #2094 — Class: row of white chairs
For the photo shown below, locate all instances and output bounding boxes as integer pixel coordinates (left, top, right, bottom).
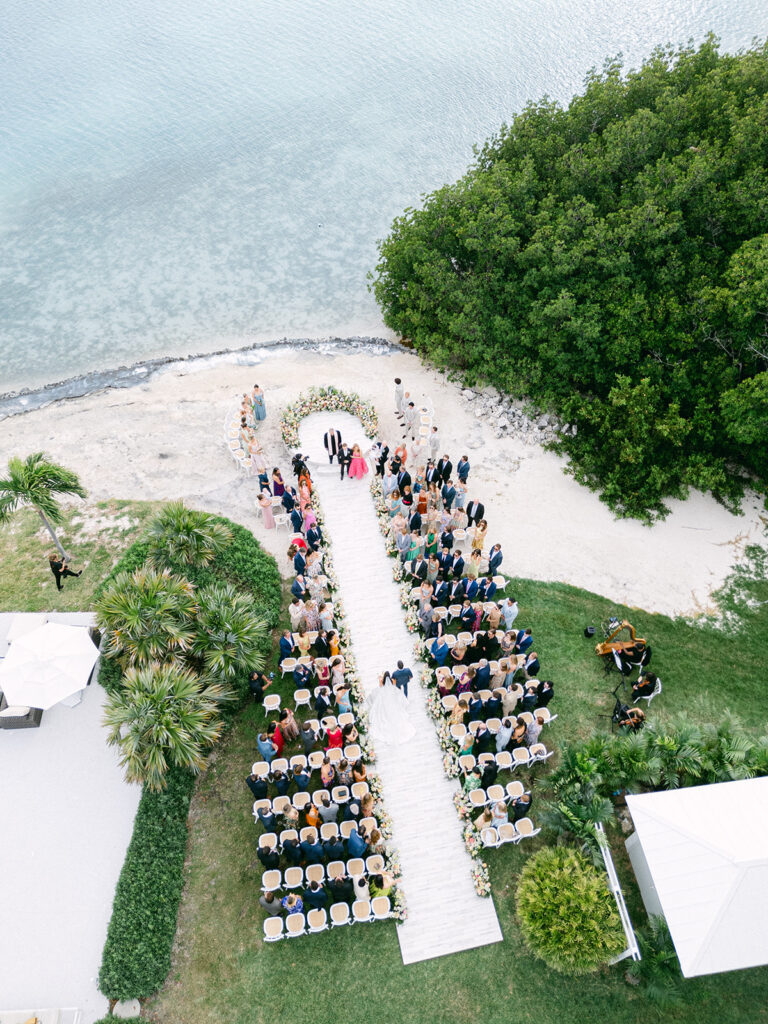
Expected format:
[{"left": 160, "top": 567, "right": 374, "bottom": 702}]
[
  {"left": 251, "top": 780, "right": 370, "bottom": 818},
  {"left": 258, "top": 822, "right": 381, "bottom": 854},
  {"left": 263, "top": 897, "right": 392, "bottom": 940},
  {"left": 261, "top": 854, "right": 386, "bottom": 894},
  {"left": 250, "top": 740, "right": 359, "bottom": 779},
  {"left": 481, "top": 818, "right": 540, "bottom": 847},
  {"left": 466, "top": 780, "right": 528, "bottom": 810}
]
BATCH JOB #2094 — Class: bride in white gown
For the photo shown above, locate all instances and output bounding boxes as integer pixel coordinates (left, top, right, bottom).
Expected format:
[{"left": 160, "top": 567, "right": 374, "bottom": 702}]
[{"left": 366, "top": 671, "right": 416, "bottom": 747}]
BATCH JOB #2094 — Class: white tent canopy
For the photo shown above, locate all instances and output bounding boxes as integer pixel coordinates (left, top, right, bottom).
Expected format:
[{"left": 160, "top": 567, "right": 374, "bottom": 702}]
[{"left": 626, "top": 778, "right": 768, "bottom": 978}]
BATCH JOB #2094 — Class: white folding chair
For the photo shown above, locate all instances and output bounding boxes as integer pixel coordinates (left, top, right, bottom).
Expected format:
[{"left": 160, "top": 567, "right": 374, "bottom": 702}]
[
  {"left": 371, "top": 896, "right": 391, "bottom": 921},
  {"left": 482, "top": 827, "right": 500, "bottom": 848},
  {"left": 515, "top": 817, "right": 541, "bottom": 841},
  {"left": 529, "top": 743, "right": 553, "bottom": 763},
  {"left": 274, "top": 513, "right": 290, "bottom": 532},
  {"left": 263, "top": 917, "right": 284, "bottom": 942},
  {"left": 351, "top": 781, "right": 369, "bottom": 800},
  {"left": 495, "top": 751, "right": 513, "bottom": 772},
  {"left": 330, "top": 902, "right": 351, "bottom": 927},
  {"left": 280, "top": 658, "right": 297, "bottom": 678},
  {"left": 505, "top": 780, "right": 525, "bottom": 801},
  {"left": 347, "top": 858, "right": 365, "bottom": 878},
  {"left": 353, "top": 899, "right": 373, "bottom": 923},
  {"left": 286, "top": 912, "right": 306, "bottom": 938},
  {"left": 634, "top": 678, "right": 662, "bottom": 706},
  {"left": 294, "top": 688, "right": 311, "bottom": 711},
  {"left": 365, "top": 854, "right": 385, "bottom": 874},
  {"left": 468, "top": 787, "right": 488, "bottom": 809},
  {"left": 305, "top": 863, "right": 325, "bottom": 885},
  {"left": 263, "top": 693, "right": 281, "bottom": 717},
  {"left": 250, "top": 761, "right": 270, "bottom": 778},
  {"left": 512, "top": 747, "right": 531, "bottom": 771},
  {"left": 307, "top": 908, "right": 328, "bottom": 933},
  {"left": 498, "top": 822, "right": 520, "bottom": 845},
  {"left": 261, "top": 869, "right": 281, "bottom": 892}
]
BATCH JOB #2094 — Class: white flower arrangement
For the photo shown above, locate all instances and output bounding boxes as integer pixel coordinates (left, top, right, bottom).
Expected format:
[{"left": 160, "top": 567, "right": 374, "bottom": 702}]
[{"left": 280, "top": 385, "right": 379, "bottom": 450}]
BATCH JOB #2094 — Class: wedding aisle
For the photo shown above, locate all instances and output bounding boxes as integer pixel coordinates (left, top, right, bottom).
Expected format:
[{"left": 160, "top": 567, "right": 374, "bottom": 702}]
[{"left": 298, "top": 412, "right": 503, "bottom": 964}]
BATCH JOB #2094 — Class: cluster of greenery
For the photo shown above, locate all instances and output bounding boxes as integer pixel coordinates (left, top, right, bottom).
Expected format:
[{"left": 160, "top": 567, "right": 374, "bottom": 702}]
[
  {"left": 372, "top": 38, "right": 768, "bottom": 519},
  {"left": 516, "top": 847, "right": 625, "bottom": 974},
  {"left": 96, "top": 503, "right": 281, "bottom": 1003},
  {"left": 95, "top": 503, "right": 281, "bottom": 790},
  {"left": 542, "top": 715, "right": 768, "bottom": 858},
  {"left": 98, "top": 765, "right": 196, "bottom": 1001}
]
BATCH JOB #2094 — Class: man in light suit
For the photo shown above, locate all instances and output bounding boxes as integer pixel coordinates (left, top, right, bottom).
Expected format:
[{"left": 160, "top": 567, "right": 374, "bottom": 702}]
[
  {"left": 429, "top": 426, "right": 440, "bottom": 461},
  {"left": 466, "top": 499, "right": 485, "bottom": 526},
  {"left": 324, "top": 427, "right": 342, "bottom": 464}
]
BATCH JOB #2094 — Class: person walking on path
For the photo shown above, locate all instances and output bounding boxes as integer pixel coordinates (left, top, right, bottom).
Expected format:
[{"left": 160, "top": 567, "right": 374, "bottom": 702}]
[
  {"left": 392, "top": 661, "right": 413, "bottom": 698},
  {"left": 251, "top": 384, "right": 266, "bottom": 421}
]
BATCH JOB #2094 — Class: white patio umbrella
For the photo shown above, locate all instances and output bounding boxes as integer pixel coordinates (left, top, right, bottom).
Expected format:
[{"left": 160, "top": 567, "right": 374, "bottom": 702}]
[{"left": 0, "top": 622, "right": 99, "bottom": 710}]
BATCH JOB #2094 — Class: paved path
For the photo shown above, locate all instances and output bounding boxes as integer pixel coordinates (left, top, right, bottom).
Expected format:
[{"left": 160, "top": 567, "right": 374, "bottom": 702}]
[{"left": 298, "top": 412, "right": 502, "bottom": 964}]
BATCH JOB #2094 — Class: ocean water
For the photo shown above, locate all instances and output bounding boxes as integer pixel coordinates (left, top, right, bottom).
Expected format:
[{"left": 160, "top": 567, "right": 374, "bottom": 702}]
[{"left": 1, "top": 0, "right": 764, "bottom": 392}]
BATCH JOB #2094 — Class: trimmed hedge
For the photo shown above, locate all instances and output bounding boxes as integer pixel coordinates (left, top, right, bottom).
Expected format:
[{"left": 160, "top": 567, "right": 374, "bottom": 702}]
[
  {"left": 98, "top": 765, "right": 195, "bottom": 1000},
  {"left": 516, "top": 847, "right": 625, "bottom": 974}
]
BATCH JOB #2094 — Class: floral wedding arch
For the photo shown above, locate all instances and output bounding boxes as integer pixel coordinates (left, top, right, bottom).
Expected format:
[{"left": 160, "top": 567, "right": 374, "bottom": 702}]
[{"left": 280, "top": 385, "right": 379, "bottom": 450}]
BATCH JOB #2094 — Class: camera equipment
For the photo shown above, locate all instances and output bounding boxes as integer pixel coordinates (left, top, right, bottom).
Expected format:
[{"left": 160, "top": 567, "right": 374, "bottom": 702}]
[{"left": 584, "top": 626, "right": 596, "bottom": 638}]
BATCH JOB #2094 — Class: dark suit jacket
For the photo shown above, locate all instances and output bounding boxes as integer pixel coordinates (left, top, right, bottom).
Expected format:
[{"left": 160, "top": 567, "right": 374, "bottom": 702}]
[
  {"left": 306, "top": 526, "right": 323, "bottom": 550},
  {"left": 408, "top": 511, "right": 422, "bottom": 532},
  {"left": 441, "top": 485, "right": 456, "bottom": 509},
  {"left": 301, "top": 840, "right": 324, "bottom": 864},
  {"left": 425, "top": 466, "right": 440, "bottom": 485},
  {"left": 475, "top": 664, "right": 492, "bottom": 688},
  {"left": 524, "top": 657, "right": 541, "bottom": 677},
  {"left": 338, "top": 447, "right": 353, "bottom": 467},
  {"left": 290, "top": 509, "right": 304, "bottom": 532},
  {"left": 448, "top": 580, "right": 465, "bottom": 603},
  {"left": 452, "top": 555, "right": 465, "bottom": 578},
  {"left": 433, "top": 581, "right": 449, "bottom": 605},
  {"left": 282, "top": 491, "right": 296, "bottom": 511},
  {"left": 294, "top": 553, "right": 306, "bottom": 574},
  {"left": 438, "top": 551, "right": 453, "bottom": 574},
  {"left": 257, "top": 847, "right": 280, "bottom": 869},
  {"left": 314, "top": 636, "right": 331, "bottom": 658},
  {"left": 516, "top": 633, "right": 533, "bottom": 654},
  {"left": 485, "top": 696, "right": 502, "bottom": 718},
  {"left": 283, "top": 839, "right": 303, "bottom": 865},
  {"left": 489, "top": 551, "right": 503, "bottom": 572},
  {"left": 411, "top": 559, "right": 428, "bottom": 581},
  {"left": 457, "top": 459, "right": 470, "bottom": 482},
  {"left": 304, "top": 886, "right": 328, "bottom": 909},
  {"left": 465, "top": 579, "right": 479, "bottom": 601},
  {"left": 460, "top": 606, "right": 475, "bottom": 627},
  {"left": 440, "top": 530, "right": 454, "bottom": 550},
  {"left": 279, "top": 636, "right": 294, "bottom": 662},
  {"left": 466, "top": 501, "right": 485, "bottom": 523},
  {"left": 437, "top": 459, "right": 452, "bottom": 482},
  {"left": 397, "top": 469, "right": 412, "bottom": 490},
  {"left": 291, "top": 579, "right": 306, "bottom": 599}
]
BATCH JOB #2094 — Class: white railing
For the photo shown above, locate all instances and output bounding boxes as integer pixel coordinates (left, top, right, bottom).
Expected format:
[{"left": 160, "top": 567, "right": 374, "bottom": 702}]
[{"left": 595, "top": 822, "right": 641, "bottom": 963}]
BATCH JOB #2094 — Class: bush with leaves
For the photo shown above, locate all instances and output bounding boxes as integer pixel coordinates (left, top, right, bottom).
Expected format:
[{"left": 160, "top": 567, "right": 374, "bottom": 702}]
[
  {"left": 625, "top": 916, "right": 685, "bottom": 1010},
  {"left": 103, "top": 661, "right": 227, "bottom": 791},
  {"left": 192, "top": 581, "right": 268, "bottom": 686},
  {"left": 516, "top": 847, "right": 625, "bottom": 974},
  {"left": 98, "top": 765, "right": 195, "bottom": 1001},
  {"left": 372, "top": 38, "right": 768, "bottom": 520},
  {"left": 147, "top": 501, "right": 233, "bottom": 569}
]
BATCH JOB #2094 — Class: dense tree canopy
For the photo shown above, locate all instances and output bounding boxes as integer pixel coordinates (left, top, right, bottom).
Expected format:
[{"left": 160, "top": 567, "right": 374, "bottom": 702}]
[{"left": 372, "top": 38, "right": 768, "bottom": 519}]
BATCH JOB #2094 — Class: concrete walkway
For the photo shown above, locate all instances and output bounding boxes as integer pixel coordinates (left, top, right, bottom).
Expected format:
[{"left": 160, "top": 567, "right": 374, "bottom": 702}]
[{"left": 298, "top": 412, "right": 502, "bottom": 964}]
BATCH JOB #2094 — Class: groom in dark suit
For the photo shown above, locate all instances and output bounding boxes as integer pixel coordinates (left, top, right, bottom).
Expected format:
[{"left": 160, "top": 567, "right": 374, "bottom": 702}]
[
  {"left": 338, "top": 444, "right": 353, "bottom": 480},
  {"left": 324, "top": 427, "right": 342, "bottom": 464}
]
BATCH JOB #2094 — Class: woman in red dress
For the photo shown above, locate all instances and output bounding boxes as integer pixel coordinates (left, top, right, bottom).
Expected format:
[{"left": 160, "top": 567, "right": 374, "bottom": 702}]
[
  {"left": 325, "top": 725, "right": 344, "bottom": 752},
  {"left": 270, "top": 720, "right": 285, "bottom": 756}
]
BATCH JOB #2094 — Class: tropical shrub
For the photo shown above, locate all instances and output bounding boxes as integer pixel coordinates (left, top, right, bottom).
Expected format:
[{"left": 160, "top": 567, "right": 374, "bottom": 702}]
[
  {"left": 372, "top": 38, "right": 768, "bottom": 520},
  {"left": 95, "top": 566, "right": 198, "bottom": 666},
  {"left": 516, "top": 847, "right": 625, "bottom": 974},
  {"left": 98, "top": 765, "right": 195, "bottom": 1000},
  {"left": 192, "top": 581, "right": 268, "bottom": 685},
  {"left": 147, "top": 501, "right": 233, "bottom": 569},
  {"left": 103, "top": 662, "right": 227, "bottom": 791},
  {"left": 625, "top": 916, "right": 685, "bottom": 1009}
]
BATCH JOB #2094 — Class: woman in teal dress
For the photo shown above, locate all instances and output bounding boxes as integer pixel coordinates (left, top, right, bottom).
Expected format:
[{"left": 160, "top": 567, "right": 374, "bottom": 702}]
[{"left": 251, "top": 384, "right": 267, "bottom": 421}]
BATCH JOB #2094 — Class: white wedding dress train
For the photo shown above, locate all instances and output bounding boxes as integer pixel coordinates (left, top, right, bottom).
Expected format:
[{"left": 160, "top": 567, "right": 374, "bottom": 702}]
[{"left": 366, "top": 679, "right": 416, "bottom": 747}]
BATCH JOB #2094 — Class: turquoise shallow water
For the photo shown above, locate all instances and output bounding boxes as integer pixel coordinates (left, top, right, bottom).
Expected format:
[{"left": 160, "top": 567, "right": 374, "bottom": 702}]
[{"left": 1, "top": 0, "right": 764, "bottom": 390}]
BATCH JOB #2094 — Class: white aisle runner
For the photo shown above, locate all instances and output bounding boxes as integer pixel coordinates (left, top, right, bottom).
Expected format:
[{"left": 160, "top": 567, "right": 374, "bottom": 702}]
[{"left": 298, "top": 412, "right": 503, "bottom": 964}]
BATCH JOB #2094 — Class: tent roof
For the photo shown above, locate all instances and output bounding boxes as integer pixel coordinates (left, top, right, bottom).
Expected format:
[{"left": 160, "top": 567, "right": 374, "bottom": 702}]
[{"left": 626, "top": 778, "right": 768, "bottom": 978}]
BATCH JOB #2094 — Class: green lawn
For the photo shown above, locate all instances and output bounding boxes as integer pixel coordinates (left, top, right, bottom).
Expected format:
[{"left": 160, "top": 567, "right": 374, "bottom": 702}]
[
  {"left": 145, "top": 552, "right": 768, "bottom": 1024},
  {"left": 0, "top": 500, "right": 162, "bottom": 612}
]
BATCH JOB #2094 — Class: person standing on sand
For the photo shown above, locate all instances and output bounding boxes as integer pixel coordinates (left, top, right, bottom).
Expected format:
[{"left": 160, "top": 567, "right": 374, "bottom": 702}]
[
  {"left": 251, "top": 385, "right": 266, "bottom": 422},
  {"left": 49, "top": 554, "right": 82, "bottom": 591},
  {"left": 394, "top": 379, "right": 404, "bottom": 418}
]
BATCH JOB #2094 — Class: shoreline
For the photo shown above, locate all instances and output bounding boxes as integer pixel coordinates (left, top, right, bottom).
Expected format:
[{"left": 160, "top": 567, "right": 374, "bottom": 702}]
[
  {"left": 0, "top": 345, "right": 763, "bottom": 619},
  {"left": 0, "top": 334, "right": 403, "bottom": 420}
]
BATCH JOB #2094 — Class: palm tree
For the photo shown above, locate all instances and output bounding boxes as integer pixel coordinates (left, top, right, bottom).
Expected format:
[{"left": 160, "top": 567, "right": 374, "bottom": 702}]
[
  {"left": 103, "top": 661, "right": 225, "bottom": 791},
  {"left": 147, "top": 501, "right": 232, "bottom": 569},
  {"left": 191, "top": 581, "right": 268, "bottom": 681},
  {"left": 95, "top": 567, "right": 198, "bottom": 666},
  {"left": 0, "top": 452, "right": 86, "bottom": 558}
]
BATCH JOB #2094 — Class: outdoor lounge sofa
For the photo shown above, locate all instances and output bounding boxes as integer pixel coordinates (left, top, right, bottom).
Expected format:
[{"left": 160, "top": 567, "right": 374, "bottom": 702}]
[{"left": 0, "top": 694, "right": 43, "bottom": 730}]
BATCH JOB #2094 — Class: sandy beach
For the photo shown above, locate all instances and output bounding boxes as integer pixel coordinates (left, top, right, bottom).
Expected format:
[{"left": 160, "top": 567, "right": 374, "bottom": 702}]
[{"left": 1, "top": 346, "right": 764, "bottom": 618}]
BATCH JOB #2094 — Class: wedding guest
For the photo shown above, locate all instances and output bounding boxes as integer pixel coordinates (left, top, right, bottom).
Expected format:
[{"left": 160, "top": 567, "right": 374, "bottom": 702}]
[
  {"left": 270, "top": 720, "right": 285, "bottom": 757},
  {"left": 249, "top": 669, "right": 272, "bottom": 704},
  {"left": 251, "top": 384, "right": 267, "bottom": 421},
  {"left": 496, "top": 717, "right": 514, "bottom": 751},
  {"left": 271, "top": 467, "right": 285, "bottom": 496},
  {"left": 320, "top": 757, "right": 336, "bottom": 789},
  {"left": 472, "top": 519, "right": 488, "bottom": 553},
  {"left": 488, "top": 544, "right": 504, "bottom": 573},
  {"left": 280, "top": 707, "right": 300, "bottom": 742},
  {"left": 257, "top": 732, "right": 277, "bottom": 764},
  {"left": 258, "top": 491, "right": 276, "bottom": 529},
  {"left": 337, "top": 758, "right": 354, "bottom": 787},
  {"left": 260, "top": 891, "right": 283, "bottom": 916},
  {"left": 246, "top": 771, "right": 268, "bottom": 800},
  {"left": 352, "top": 759, "right": 367, "bottom": 783},
  {"left": 300, "top": 721, "right": 318, "bottom": 754},
  {"left": 48, "top": 554, "right": 82, "bottom": 591}
]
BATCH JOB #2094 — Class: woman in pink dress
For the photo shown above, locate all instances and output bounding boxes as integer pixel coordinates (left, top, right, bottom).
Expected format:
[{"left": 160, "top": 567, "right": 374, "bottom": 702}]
[
  {"left": 299, "top": 479, "right": 312, "bottom": 512},
  {"left": 258, "top": 491, "right": 275, "bottom": 529},
  {"left": 348, "top": 444, "right": 369, "bottom": 479}
]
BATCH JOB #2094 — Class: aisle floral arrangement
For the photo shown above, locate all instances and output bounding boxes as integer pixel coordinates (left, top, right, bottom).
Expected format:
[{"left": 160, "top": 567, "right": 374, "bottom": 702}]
[
  {"left": 309, "top": 484, "right": 407, "bottom": 921},
  {"left": 280, "top": 386, "right": 379, "bottom": 450},
  {"left": 369, "top": 475, "right": 492, "bottom": 897}
]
